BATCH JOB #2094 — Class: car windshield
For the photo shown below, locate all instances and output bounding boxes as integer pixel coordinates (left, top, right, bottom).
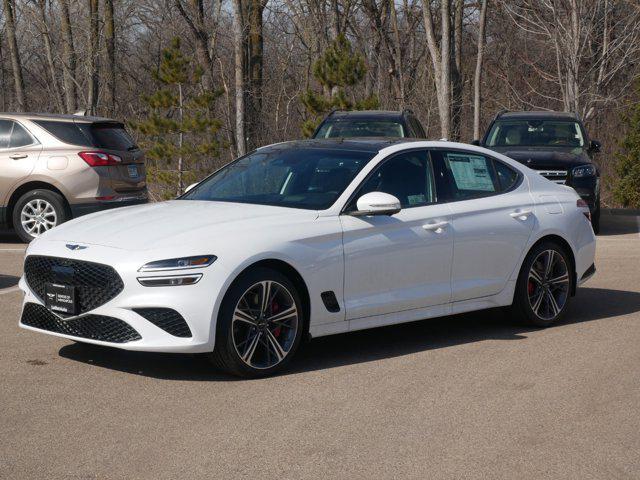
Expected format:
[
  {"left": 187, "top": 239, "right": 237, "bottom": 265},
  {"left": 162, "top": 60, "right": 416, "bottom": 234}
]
[
  {"left": 180, "top": 146, "right": 375, "bottom": 210},
  {"left": 486, "top": 120, "right": 585, "bottom": 148},
  {"left": 315, "top": 120, "right": 405, "bottom": 138}
]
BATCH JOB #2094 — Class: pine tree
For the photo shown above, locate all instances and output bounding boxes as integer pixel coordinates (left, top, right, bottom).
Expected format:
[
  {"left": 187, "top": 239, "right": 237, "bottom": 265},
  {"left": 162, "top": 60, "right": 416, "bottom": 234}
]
[
  {"left": 301, "top": 34, "right": 379, "bottom": 137},
  {"left": 130, "top": 38, "right": 222, "bottom": 199},
  {"left": 614, "top": 82, "right": 640, "bottom": 208}
]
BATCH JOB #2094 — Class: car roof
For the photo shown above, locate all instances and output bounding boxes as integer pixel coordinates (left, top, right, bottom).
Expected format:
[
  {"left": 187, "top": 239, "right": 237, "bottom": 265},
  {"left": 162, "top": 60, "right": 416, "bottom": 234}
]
[
  {"left": 0, "top": 112, "right": 116, "bottom": 123},
  {"left": 497, "top": 111, "right": 580, "bottom": 122},
  {"left": 258, "top": 138, "right": 422, "bottom": 154},
  {"left": 323, "top": 110, "right": 409, "bottom": 121}
]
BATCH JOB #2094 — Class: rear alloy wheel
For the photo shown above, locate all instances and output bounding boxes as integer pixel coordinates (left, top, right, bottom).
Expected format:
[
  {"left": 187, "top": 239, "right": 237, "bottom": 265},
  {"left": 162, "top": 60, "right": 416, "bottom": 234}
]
[
  {"left": 511, "top": 242, "right": 573, "bottom": 327},
  {"left": 210, "top": 268, "right": 304, "bottom": 377},
  {"left": 13, "top": 189, "right": 68, "bottom": 243}
]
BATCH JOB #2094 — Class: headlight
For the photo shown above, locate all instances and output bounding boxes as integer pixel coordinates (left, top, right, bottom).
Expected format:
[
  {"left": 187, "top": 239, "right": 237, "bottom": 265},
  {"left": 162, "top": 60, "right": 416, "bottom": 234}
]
[
  {"left": 138, "top": 255, "right": 216, "bottom": 272},
  {"left": 572, "top": 164, "right": 596, "bottom": 177}
]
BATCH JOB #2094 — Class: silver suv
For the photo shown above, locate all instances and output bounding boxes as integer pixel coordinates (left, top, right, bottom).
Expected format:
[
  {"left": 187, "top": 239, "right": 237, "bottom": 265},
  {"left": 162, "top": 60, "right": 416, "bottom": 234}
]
[{"left": 0, "top": 113, "right": 147, "bottom": 242}]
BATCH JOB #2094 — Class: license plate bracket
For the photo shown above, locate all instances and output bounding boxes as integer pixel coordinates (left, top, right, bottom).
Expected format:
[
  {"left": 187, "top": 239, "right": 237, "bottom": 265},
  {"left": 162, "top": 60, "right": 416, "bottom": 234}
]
[
  {"left": 127, "top": 164, "right": 139, "bottom": 178},
  {"left": 45, "top": 283, "right": 77, "bottom": 316}
]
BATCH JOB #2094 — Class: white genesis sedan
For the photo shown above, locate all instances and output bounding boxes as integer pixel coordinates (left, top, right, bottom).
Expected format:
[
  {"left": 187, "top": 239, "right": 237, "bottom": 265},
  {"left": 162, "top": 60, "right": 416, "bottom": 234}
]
[{"left": 19, "top": 139, "right": 596, "bottom": 377}]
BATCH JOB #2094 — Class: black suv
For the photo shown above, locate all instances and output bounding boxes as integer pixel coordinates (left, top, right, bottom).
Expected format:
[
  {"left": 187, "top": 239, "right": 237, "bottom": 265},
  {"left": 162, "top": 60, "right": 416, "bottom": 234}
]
[
  {"left": 313, "top": 110, "right": 426, "bottom": 139},
  {"left": 474, "top": 111, "right": 601, "bottom": 232}
]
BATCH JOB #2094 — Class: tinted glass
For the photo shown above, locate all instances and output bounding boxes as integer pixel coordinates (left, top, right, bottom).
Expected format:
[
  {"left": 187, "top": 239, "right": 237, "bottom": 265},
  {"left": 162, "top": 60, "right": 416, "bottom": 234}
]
[
  {"left": 437, "top": 151, "right": 499, "bottom": 201},
  {"left": 486, "top": 120, "right": 585, "bottom": 148},
  {"left": 351, "top": 150, "right": 435, "bottom": 209},
  {"left": 0, "top": 120, "right": 12, "bottom": 148},
  {"left": 494, "top": 160, "right": 519, "bottom": 191},
  {"left": 9, "top": 122, "right": 34, "bottom": 148},
  {"left": 182, "top": 147, "right": 375, "bottom": 210},
  {"left": 410, "top": 116, "right": 426, "bottom": 137},
  {"left": 77, "top": 123, "right": 138, "bottom": 150},
  {"left": 34, "top": 120, "right": 90, "bottom": 146},
  {"left": 315, "top": 120, "right": 405, "bottom": 138}
]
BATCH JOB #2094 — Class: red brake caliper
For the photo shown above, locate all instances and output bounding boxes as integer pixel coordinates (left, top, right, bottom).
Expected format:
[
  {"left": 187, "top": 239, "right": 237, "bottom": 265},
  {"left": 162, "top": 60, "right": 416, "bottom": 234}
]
[
  {"left": 528, "top": 280, "right": 535, "bottom": 295},
  {"left": 271, "top": 299, "right": 281, "bottom": 337}
]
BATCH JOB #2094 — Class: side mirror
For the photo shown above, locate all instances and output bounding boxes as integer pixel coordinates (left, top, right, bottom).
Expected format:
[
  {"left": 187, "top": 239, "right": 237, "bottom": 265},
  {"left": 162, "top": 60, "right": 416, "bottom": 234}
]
[
  {"left": 589, "top": 140, "right": 601, "bottom": 153},
  {"left": 470, "top": 139, "right": 481, "bottom": 146},
  {"left": 184, "top": 183, "right": 198, "bottom": 194},
  {"left": 352, "top": 192, "right": 401, "bottom": 216}
]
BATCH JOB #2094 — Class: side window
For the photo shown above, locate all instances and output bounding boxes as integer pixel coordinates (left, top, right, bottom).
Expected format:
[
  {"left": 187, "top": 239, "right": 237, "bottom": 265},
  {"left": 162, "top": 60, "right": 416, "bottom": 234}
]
[
  {"left": 350, "top": 150, "right": 436, "bottom": 209},
  {"left": 9, "top": 122, "right": 34, "bottom": 148},
  {"left": 0, "top": 120, "right": 12, "bottom": 149},
  {"left": 436, "top": 150, "right": 500, "bottom": 201},
  {"left": 494, "top": 160, "right": 519, "bottom": 191}
]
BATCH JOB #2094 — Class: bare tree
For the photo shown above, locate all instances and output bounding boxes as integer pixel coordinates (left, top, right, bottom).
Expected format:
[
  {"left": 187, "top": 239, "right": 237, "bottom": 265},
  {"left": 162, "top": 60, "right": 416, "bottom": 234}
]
[
  {"left": 32, "top": 0, "right": 65, "bottom": 113},
  {"left": 232, "top": 0, "right": 247, "bottom": 155},
  {"left": 3, "top": 0, "right": 27, "bottom": 111},
  {"left": 423, "top": 0, "right": 451, "bottom": 138},
  {"left": 86, "top": 0, "right": 100, "bottom": 114},
  {"left": 451, "top": 0, "right": 463, "bottom": 140},
  {"left": 473, "top": 0, "right": 488, "bottom": 139},
  {"left": 104, "top": 0, "right": 116, "bottom": 115},
  {"left": 59, "top": 0, "right": 77, "bottom": 113},
  {"left": 504, "top": 0, "right": 640, "bottom": 121},
  {"left": 174, "top": 0, "right": 215, "bottom": 89}
]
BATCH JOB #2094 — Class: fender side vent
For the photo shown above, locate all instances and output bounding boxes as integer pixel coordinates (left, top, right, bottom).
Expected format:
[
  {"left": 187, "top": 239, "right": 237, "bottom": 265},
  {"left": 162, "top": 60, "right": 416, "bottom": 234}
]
[
  {"left": 133, "top": 308, "right": 192, "bottom": 338},
  {"left": 321, "top": 291, "right": 340, "bottom": 313}
]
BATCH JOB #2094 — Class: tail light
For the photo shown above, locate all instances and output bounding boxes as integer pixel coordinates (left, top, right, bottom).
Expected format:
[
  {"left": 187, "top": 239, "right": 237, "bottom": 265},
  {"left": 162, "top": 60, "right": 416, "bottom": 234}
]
[
  {"left": 577, "top": 199, "right": 591, "bottom": 221},
  {"left": 79, "top": 151, "right": 122, "bottom": 166}
]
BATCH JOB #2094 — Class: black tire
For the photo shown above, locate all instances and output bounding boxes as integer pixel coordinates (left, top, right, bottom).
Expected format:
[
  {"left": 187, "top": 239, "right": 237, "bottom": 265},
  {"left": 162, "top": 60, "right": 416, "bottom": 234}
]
[
  {"left": 12, "top": 189, "right": 68, "bottom": 243},
  {"left": 509, "top": 241, "right": 574, "bottom": 327},
  {"left": 209, "top": 267, "right": 305, "bottom": 378},
  {"left": 591, "top": 203, "right": 600, "bottom": 235}
]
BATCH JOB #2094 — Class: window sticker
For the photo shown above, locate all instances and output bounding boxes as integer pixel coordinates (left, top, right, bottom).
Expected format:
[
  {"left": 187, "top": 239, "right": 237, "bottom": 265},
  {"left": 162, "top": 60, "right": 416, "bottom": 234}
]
[{"left": 447, "top": 153, "right": 495, "bottom": 191}]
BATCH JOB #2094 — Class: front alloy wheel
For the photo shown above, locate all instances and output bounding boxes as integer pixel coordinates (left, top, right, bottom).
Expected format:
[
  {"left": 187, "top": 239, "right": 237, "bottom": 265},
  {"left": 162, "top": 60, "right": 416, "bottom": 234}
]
[
  {"left": 232, "top": 280, "right": 299, "bottom": 370},
  {"left": 210, "top": 267, "right": 304, "bottom": 377}
]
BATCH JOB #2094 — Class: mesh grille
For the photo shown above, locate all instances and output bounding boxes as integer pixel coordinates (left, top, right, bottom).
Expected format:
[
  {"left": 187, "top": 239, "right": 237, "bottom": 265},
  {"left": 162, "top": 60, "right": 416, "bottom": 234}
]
[
  {"left": 133, "top": 308, "right": 192, "bottom": 337},
  {"left": 21, "top": 303, "right": 141, "bottom": 343},
  {"left": 24, "top": 255, "right": 124, "bottom": 315}
]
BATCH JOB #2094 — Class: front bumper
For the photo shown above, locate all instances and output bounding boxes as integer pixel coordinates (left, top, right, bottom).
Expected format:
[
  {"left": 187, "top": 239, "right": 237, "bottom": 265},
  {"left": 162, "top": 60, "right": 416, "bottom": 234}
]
[
  {"left": 567, "top": 176, "right": 600, "bottom": 212},
  {"left": 18, "top": 242, "right": 225, "bottom": 353}
]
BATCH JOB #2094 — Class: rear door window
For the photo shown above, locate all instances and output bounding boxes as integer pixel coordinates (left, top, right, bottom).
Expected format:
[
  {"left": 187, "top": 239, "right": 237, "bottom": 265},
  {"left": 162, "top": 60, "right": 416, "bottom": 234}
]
[
  {"left": 33, "top": 120, "right": 90, "bottom": 146},
  {"left": 433, "top": 150, "right": 500, "bottom": 201}
]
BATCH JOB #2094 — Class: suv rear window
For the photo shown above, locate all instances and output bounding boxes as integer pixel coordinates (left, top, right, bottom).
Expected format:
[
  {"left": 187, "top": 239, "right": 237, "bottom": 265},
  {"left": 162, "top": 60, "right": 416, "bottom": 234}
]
[
  {"left": 315, "top": 120, "right": 405, "bottom": 138},
  {"left": 34, "top": 120, "right": 138, "bottom": 151}
]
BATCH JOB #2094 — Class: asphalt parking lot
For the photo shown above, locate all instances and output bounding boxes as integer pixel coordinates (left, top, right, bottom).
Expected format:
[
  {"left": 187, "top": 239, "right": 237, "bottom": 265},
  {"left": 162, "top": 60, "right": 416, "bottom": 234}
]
[{"left": 1, "top": 213, "right": 639, "bottom": 479}]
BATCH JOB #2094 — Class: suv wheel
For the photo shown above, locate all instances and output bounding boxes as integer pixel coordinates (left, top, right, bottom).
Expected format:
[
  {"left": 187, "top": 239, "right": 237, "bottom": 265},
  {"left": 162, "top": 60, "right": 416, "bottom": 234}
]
[
  {"left": 13, "top": 189, "right": 68, "bottom": 243},
  {"left": 209, "top": 267, "right": 304, "bottom": 378},
  {"left": 510, "top": 241, "right": 574, "bottom": 327}
]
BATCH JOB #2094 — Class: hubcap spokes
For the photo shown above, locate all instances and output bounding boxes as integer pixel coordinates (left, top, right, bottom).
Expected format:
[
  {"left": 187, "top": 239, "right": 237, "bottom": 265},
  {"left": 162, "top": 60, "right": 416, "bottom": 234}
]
[
  {"left": 232, "top": 280, "right": 298, "bottom": 369},
  {"left": 528, "top": 249, "right": 570, "bottom": 320},
  {"left": 20, "top": 199, "right": 57, "bottom": 237}
]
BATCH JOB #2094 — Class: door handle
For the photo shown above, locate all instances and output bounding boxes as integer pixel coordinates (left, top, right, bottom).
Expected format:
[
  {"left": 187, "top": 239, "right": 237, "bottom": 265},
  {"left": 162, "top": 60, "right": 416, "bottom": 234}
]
[
  {"left": 9, "top": 154, "right": 28, "bottom": 160},
  {"left": 422, "top": 221, "right": 449, "bottom": 233},
  {"left": 510, "top": 209, "right": 533, "bottom": 220}
]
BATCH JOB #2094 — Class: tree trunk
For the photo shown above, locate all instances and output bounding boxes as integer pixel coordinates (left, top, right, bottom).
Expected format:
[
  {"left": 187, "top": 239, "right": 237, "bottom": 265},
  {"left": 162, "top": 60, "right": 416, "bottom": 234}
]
[
  {"left": 3, "top": 0, "right": 27, "bottom": 111},
  {"left": 423, "top": 0, "right": 451, "bottom": 139},
  {"left": 245, "top": 0, "right": 266, "bottom": 149},
  {"left": 174, "top": 0, "right": 215, "bottom": 90},
  {"left": 389, "top": 0, "right": 405, "bottom": 106},
  {"left": 87, "top": 0, "right": 100, "bottom": 115},
  {"left": 36, "top": 0, "right": 65, "bottom": 113},
  {"left": 473, "top": 0, "right": 488, "bottom": 140},
  {"left": 451, "top": 0, "right": 463, "bottom": 141},
  {"left": 104, "top": 0, "right": 116, "bottom": 115},
  {"left": 232, "top": 0, "right": 247, "bottom": 156},
  {"left": 59, "top": 0, "right": 77, "bottom": 113}
]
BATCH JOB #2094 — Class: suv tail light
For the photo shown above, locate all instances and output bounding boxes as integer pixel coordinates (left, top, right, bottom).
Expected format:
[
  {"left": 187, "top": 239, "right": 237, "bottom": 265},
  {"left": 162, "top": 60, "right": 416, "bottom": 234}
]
[
  {"left": 577, "top": 199, "right": 591, "bottom": 221},
  {"left": 79, "top": 151, "right": 122, "bottom": 166}
]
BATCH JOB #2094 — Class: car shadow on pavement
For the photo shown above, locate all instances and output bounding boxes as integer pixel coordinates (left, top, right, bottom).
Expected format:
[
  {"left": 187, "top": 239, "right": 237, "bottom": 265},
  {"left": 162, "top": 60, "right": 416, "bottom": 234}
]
[
  {"left": 58, "top": 286, "right": 640, "bottom": 381},
  {"left": 0, "top": 230, "right": 21, "bottom": 243},
  {"left": 0, "top": 274, "right": 19, "bottom": 289}
]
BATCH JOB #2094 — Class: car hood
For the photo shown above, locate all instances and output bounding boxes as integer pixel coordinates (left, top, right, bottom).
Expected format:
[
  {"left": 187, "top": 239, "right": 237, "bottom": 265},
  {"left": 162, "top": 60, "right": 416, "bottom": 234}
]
[
  {"left": 489, "top": 146, "right": 591, "bottom": 170},
  {"left": 41, "top": 200, "right": 319, "bottom": 251}
]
